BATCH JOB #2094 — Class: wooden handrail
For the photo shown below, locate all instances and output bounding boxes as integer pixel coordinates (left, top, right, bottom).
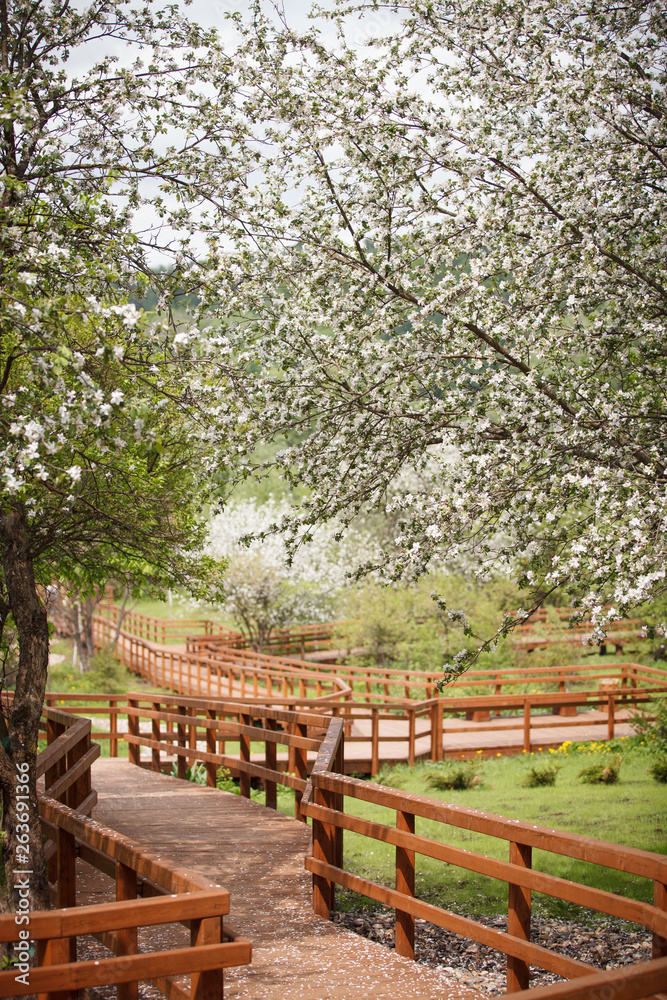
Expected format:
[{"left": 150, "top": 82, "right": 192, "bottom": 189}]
[
  {"left": 123, "top": 694, "right": 331, "bottom": 821},
  {"left": 503, "top": 955, "right": 667, "bottom": 1000},
  {"left": 11, "top": 705, "right": 252, "bottom": 1000},
  {"left": 5, "top": 795, "right": 252, "bottom": 1000},
  {"left": 301, "top": 714, "right": 667, "bottom": 994}
]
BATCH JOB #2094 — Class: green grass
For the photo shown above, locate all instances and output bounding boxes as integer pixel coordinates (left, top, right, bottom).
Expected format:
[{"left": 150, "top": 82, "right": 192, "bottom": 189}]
[
  {"left": 337, "top": 740, "right": 667, "bottom": 922},
  {"left": 128, "top": 596, "right": 227, "bottom": 623}
]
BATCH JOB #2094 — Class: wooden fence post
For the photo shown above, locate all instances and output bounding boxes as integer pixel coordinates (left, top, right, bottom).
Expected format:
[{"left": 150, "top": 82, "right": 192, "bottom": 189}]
[
  {"left": 408, "top": 708, "right": 416, "bottom": 766},
  {"left": 265, "top": 717, "right": 278, "bottom": 811},
  {"left": 191, "top": 915, "right": 223, "bottom": 1000},
  {"left": 653, "top": 879, "right": 667, "bottom": 959},
  {"left": 430, "top": 700, "right": 444, "bottom": 763},
  {"left": 294, "top": 722, "right": 308, "bottom": 821},
  {"left": 507, "top": 841, "right": 532, "bottom": 991},
  {"left": 205, "top": 709, "right": 217, "bottom": 788},
  {"left": 311, "top": 780, "right": 334, "bottom": 918},
  {"left": 239, "top": 712, "right": 251, "bottom": 799},
  {"left": 333, "top": 733, "right": 344, "bottom": 873},
  {"left": 177, "top": 705, "right": 188, "bottom": 780},
  {"left": 128, "top": 699, "right": 139, "bottom": 767},
  {"left": 607, "top": 694, "right": 615, "bottom": 741},
  {"left": 116, "top": 861, "right": 138, "bottom": 1000},
  {"left": 110, "top": 697, "right": 118, "bottom": 758},
  {"left": 523, "top": 700, "right": 532, "bottom": 753},
  {"left": 57, "top": 827, "right": 77, "bottom": 964},
  {"left": 371, "top": 707, "right": 380, "bottom": 777},
  {"left": 395, "top": 809, "right": 415, "bottom": 959},
  {"left": 37, "top": 934, "right": 72, "bottom": 1000},
  {"left": 151, "top": 700, "right": 161, "bottom": 772}
]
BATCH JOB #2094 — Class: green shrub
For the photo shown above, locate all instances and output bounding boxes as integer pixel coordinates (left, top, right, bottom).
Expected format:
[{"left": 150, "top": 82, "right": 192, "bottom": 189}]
[
  {"left": 577, "top": 754, "right": 622, "bottom": 784},
  {"left": 87, "top": 646, "right": 127, "bottom": 692},
  {"left": 630, "top": 697, "right": 667, "bottom": 752},
  {"left": 169, "top": 761, "right": 207, "bottom": 785},
  {"left": 522, "top": 762, "right": 560, "bottom": 787},
  {"left": 650, "top": 757, "right": 667, "bottom": 784},
  {"left": 425, "top": 761, "right": 482, "bottom": 791},
  {"left": 216, "top": 766, "right": 240, "bottom": 793}
]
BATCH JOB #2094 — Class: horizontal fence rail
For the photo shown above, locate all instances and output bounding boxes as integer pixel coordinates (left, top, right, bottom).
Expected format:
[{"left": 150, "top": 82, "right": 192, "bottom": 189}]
[
  {"left": 91, "top": 615, "right": 352, "bottom": 704},
  {"left": 39, "top": 704, "right": 100, "bottom": 814}
]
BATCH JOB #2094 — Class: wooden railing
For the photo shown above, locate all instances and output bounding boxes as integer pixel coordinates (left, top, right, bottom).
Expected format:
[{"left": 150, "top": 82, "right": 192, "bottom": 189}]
[
  {"left": 39, "top": 704, "right": 100, "bottom": 813},
  {"left": 123, "top": 693, "right": 332, "bottom": 819},
  {"left": 188, "top": 622, "right": 343, "bottom": 657},
  {"left": 249, "top": 657, "right": 664, "bottom": 705},
  {"left": 301, "top": 716, "right": 667, "bottom": 997},
  {"left": 96, "top": 602, "right": 242, "bottom": 645},
  {"left": 92, "top": 616, "right": 351, "bottom": 703},
  {"left": 0, "top": 703, "right": 253, "bottom": 999},
  {"left": 510, "top": 606, "right": 645, "bottom": 654},
  {"left": 42, "top": 681, "right": 664, "bottom": 776},
  {"left": 0, "top": 794, "right": 251, "bottom": 998}
]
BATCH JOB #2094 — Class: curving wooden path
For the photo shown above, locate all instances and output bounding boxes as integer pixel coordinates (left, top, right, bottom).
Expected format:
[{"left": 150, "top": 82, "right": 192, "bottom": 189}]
[{"left": 88, "top": 757, "right": 480, "bottom": 1000}]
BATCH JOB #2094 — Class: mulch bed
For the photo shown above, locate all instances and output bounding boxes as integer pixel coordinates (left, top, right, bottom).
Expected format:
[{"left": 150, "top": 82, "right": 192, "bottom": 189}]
[{"left": 333, "top": 909, "right": 652, "bottom": 994}]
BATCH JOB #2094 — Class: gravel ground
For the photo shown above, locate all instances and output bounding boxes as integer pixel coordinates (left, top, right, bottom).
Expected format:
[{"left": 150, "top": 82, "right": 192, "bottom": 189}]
[{"left": 332, "top": 909, "right": 653, "bottom": 995}]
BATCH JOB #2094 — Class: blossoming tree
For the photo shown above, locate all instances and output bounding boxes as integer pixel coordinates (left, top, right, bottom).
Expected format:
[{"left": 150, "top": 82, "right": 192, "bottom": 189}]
[
  {"left": 207, "top": 498, "right": 379, "bottom": 648},
  {"left": 0, "top": 0, "right": 250, "bottom": 914},
  {"left": 222, "top": 0, "right": 667, "bottom": 670}
]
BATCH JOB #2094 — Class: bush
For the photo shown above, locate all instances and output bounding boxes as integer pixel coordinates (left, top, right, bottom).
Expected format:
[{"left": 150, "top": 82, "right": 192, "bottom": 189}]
[
  {"left": 87, "top": 646, "right": 128, "bottom": 692},
  {"left": 650, "top": 757, "right": 667, "bottom": 784},
  {"left": 522, "top": 762, "right": 560, "bottom": 787},
  {"left": 216, "top": 766, "right": 240, "bottom": 793},
  {"left": 630, "top": 697, "right": 667, "bottom": 752},
  {"left": 577, "top": 754, "right": 622, "bottom": 784},
  {"left": 169, "top": 761, "right": 207, "bottom": 785},
  {"left": 425, "top": 761, "right": 482, "bottom": 791}
]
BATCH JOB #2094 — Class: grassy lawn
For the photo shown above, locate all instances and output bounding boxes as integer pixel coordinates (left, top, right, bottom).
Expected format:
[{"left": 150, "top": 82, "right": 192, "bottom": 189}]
[
  {"left": 127, "top": 596, "right": 232, "bottom": 626},
  {"left": 336, "top": 739, "right": 667, "bottom": 923}
]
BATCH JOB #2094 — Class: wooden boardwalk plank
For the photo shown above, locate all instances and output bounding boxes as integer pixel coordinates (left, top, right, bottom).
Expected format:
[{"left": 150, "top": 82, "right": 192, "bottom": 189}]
[{"left": 90, "top": 759, "right": 481, "bottom": 1000}]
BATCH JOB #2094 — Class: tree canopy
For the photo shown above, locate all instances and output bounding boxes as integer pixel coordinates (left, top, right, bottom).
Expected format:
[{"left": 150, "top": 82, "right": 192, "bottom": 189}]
[{"left": 219, "top": 0, "right": 667, "bottom": 667}]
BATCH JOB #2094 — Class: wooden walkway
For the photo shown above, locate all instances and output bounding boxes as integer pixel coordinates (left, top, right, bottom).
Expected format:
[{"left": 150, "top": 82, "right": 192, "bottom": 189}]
[{"left": 88, "top": 758, "right": 480, "bottom": 1000}]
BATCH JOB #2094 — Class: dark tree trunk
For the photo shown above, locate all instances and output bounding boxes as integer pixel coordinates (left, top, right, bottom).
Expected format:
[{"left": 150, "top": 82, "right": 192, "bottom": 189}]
[{"left": 0, "top": 507, "right": 51, "bottom": 919}]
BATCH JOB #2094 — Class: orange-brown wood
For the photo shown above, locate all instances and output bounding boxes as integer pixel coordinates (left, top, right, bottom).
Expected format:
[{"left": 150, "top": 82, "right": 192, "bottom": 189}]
[
  {"left": 3, "top": 940, "right": 252, "bottom": 996},
  {"left": 305, "top": 856, "right": 593, "bottom": 979},
  {"left": 116, "top": 861, "right": 138, "bottom": 1000},
  {"left": 503, "top": 955, "right": 667, "bottom": 1000},
  {"left": 507, "top": 841, "right": 532, "bottom": 991},
  {"left": 654, "top": 880, "right": 667, "bottom": 959},
  {"left": 395, "top": 810, "right": 415, "bottom": 959},
  {"left": 309, "top": 772, "right": 667, "bottom": 883},
  {"left": 239, "top": 712, "right": 251, "bottom": 799},
  {"left": 302, "top": 798, "right": 667, "bottom": 935}
]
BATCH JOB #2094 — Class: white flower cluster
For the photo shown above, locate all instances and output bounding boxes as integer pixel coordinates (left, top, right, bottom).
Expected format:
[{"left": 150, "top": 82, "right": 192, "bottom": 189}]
[{"left": 214, "top": 0, "right": 667, "bottom": 644}]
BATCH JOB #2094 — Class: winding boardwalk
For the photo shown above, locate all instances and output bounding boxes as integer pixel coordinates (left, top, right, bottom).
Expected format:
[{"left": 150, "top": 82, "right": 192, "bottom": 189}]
[{"left": 89, "top": 758, "right": 480, "bottom": 1000}]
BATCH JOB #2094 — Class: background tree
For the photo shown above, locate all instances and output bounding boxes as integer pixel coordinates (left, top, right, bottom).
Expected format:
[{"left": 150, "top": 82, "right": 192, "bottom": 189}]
[
  {"left": 222, "top": 0, "right": 667, "bottom": 674},
  {"left": 206, "top": 497, "right": 378, "bottom": 649},
  {"left": 0, "top": 0, "right": 249, "bottom": 914}
]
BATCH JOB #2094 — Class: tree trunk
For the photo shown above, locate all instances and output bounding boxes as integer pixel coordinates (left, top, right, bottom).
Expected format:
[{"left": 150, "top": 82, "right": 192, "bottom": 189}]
[
  {"left": 0, "top": 507, "right": 51, "bottom": 920},
  {"left": 73, "top": 596, "right": 96, "bottom": 671}
]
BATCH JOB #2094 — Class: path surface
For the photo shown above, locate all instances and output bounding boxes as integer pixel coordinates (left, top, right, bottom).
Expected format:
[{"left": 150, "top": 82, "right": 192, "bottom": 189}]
[{"left": 90, "top": 758, "right": 481, "bottom": 1000}]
